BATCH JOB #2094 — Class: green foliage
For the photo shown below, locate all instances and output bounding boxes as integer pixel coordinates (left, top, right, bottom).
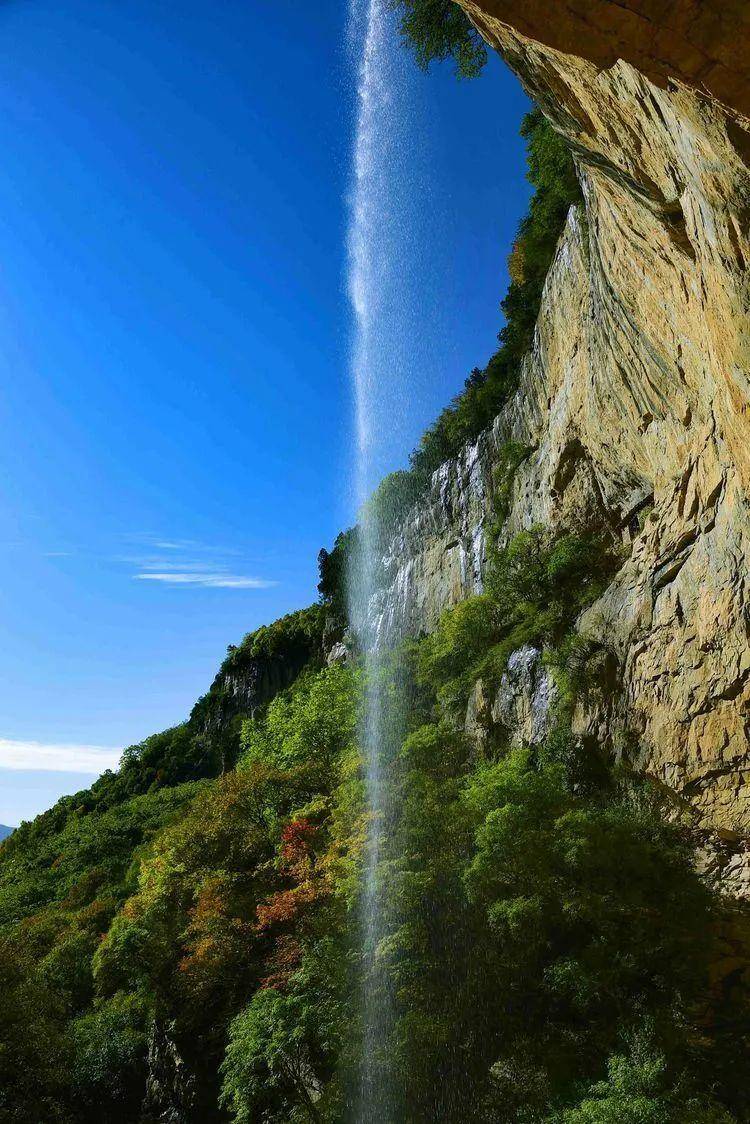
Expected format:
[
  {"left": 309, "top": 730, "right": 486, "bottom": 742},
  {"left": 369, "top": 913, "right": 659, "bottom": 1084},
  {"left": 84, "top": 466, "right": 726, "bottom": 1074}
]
[
  {"left": 315, "top": 110, "right": 582, "bottom": 625},
  {"left": 0, "top": 781, "right": 202, "bottom": 927},
  {"left": 192, "top": 603, "right": 329, "bottom": 763},
  {"left": 388, "top": 0, "right": 487, "bottom": 78},
  {"left": 0, "top": 933, "right": 72, "bottom": 1123},
  {"left": 0, "top": 593, "right": 342, "bottom": 1122},
  {"left": 417, "top": 593, "right": 498, "bottom": 710},
  {"left": 93, "top": 768, "right": 287, "bottom": 1006},
  {"left": 221, "top": 604, "right": 326, "bottom": 670},
  {"left": 0, "top": 779, "right": 204, "bottom": 1123},
  {"left": 112, "top": 724, "right": 219, "bottom": 799},
  {"left": 363, "top": 687, "right": 727, "bottom": 1122},
  {"left": 549, "top": 1035, "right": 737, "bottom": 1124},
  {"left": 0, "top": 47, "right": 743, "bottom": 1113},
  {"left": 70, "top": 992, "right": 150, "bottom": 1120},
  {"left": 222, "top": 988, "right": 316, "bottom": 1123},
  {"left": 486, "top": 525, "right": 617, "bottom": 626},
  {"left": 88, "top": 665, "right": 363, "bottom": 1115},
  {"left": 363, "top": 469, "right": 424, "bottom": 547},
  {"left": 463, "top": 748, "right": 711, "bottom": 1029},
  {"left": 240, "top": 664, "right": 358, "bottom": 775},
  {"left": 318, "top": 527, "right": 360, "bottom": 622},
  {"left": 491, "top": 440, "right": 533, "bottom": 524},
  {"left": 418, "top": 526, "right": 619, "bottom": 712},
  {"left": 0, "top": 603, "right": 745, "bottom": 1121},
  {"left": 221, "top": 939, "right": 347, "bottom": 1124}
]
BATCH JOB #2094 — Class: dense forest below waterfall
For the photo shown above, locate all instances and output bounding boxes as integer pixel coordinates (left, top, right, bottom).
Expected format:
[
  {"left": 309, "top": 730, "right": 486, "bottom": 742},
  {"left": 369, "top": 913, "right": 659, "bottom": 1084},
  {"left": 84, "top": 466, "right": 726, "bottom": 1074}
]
[{"left": 2, "top": 3, "right": 750, "bottom": 1122}]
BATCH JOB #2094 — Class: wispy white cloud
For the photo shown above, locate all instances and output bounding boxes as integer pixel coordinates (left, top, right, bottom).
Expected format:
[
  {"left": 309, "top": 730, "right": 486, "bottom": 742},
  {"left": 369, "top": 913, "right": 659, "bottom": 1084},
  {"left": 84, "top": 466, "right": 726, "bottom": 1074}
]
[
  {"left": 121, "top": 533, "right": 240, "bottom": 556},
  {"left": 129, "top": 560, "right": 217, "bottom": 573},
  {"left": 120, "top": 534, "right": 274, "bottom": 590},
  {"left": 0, "top": 738, "right": 121, "bottom": 774},
  {"left": 151, "top": 539, "right": 213, "bottom": 552},
  {"left": 135, "top": 572, "right": 276, "bottom": 589}
]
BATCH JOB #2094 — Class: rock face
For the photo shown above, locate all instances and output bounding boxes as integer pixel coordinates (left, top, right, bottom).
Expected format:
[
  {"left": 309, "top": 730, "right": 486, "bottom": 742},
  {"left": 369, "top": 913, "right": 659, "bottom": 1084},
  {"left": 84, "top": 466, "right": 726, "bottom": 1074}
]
[
  {"left": 368, "top": 430, "right": 493, "bottom": 645},
  {"left": 142, "top": 1022, "right": 196, "bottom": 1124},
  {"left": 465, "top": 648, "right": 558, "bottom": 755},
  {"left": 371, "top": 2, "right": 750, "bottom": 839},
  {"left": 194, "top": 658, "right": 310, "bottom": 732}
]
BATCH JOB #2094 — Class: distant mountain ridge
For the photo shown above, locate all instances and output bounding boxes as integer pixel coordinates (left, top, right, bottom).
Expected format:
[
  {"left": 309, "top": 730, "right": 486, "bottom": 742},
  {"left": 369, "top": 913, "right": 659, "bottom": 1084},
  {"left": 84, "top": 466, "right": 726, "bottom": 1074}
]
[{"left": 0, "top": 825, "right": 13, "bottom": 841}]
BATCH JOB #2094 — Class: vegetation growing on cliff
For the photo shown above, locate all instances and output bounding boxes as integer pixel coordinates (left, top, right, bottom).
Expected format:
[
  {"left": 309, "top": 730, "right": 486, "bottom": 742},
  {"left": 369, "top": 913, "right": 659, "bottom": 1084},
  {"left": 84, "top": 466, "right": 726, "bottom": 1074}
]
[
  {"left": 418, "top": 525, "right": 619, "bottom": 714},
  {"left": 408, "top": 109, "right": 581, "bottom": 487},
  {"left": 2, "top": 8, "right": 747, "bottom": 1121},
  {"left": 383, "top": 4, "right": 581, "bottom": 494},
  {"left": 388, "top": 0, "right": 487, "bottom": 78}
]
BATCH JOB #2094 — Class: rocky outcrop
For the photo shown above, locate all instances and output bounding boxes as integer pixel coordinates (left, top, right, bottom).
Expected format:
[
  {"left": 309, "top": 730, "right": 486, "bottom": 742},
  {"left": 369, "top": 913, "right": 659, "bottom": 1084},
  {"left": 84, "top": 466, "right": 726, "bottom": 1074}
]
[
  {"left": 142, "top": 1022, "right": 197, "bottom": 1124},
  {"left": 368, "top": 428, "right": 493, "bottom": 645},
  {"left": 465, "top": 648, "right": 558, "bottom": 754},
  {"left": 193, "top": 656, "right": 310, "bottom": 733},
  {"left": 190, "top": 609, "right": 329, "bottom": 742},
  {"left": 372, "top": 2, "right": 750, "bottom": 839}
]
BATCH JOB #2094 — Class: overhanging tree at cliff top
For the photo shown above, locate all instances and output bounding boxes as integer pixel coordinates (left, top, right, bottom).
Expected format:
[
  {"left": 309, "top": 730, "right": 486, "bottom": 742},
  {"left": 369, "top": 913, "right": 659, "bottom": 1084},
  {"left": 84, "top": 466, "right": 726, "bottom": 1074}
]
[{"left": 388, "top": 0, "right": 487, "bottom": 77}]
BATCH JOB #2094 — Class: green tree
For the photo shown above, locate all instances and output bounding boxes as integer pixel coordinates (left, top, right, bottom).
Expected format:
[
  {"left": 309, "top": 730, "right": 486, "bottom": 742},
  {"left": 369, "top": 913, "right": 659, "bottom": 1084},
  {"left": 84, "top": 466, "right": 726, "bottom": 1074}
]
[
  {"left": 0, "top": 935, "right": 72, "bottom": 1123},
  {"left": 549, "top": 1036, "right": 737, "bottom": 1124},
  {"left": 221, "top": 939, "right": 347, "bottom": 1124},
  {"left": 70, "top": 992, "right": 151, "bottom": 1123},
  {"left": 388, "top": 0, "right": 487, "bottom": 78},
  {"left": 240, "top": 664, "right": 358, "bottom": 776}
]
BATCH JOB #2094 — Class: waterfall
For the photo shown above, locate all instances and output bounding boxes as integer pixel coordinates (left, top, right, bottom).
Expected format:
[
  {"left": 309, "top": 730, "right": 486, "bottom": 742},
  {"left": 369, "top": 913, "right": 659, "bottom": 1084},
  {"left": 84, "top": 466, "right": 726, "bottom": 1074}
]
[{"left": 346, "top": 0, "right": 410, "bottom": 1118}]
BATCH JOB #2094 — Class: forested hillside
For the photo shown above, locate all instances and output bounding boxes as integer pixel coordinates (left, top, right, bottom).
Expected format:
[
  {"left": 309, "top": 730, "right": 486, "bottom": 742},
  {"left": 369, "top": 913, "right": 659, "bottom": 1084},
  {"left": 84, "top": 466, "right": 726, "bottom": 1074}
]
[{"left": 3, "top": 520, "right": 746, "bottom": 1121}]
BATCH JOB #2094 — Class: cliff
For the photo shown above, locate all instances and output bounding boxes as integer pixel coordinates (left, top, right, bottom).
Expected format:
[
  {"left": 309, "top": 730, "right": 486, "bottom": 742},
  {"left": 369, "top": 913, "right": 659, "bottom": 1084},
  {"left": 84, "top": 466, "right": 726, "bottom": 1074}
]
[
  {"left": 188, "top": 603, "right": 328, "bottom": 757},
  {"left": 370, "top": 0, "right": 750, "bottom": 863}
]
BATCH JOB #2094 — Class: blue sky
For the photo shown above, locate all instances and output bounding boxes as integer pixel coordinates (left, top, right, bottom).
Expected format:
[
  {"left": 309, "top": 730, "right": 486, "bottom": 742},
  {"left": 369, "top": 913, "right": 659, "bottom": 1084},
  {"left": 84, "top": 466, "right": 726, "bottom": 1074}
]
[{"left": 0, "top": 0, "right": 530, "bottom": 824}]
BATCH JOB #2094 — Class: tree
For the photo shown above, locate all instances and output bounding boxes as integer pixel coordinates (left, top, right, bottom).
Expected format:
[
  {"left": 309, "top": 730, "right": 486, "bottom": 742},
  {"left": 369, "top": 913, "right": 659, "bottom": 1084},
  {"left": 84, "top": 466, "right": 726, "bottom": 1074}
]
[
  {"left": 388, "top": 0, "right": 487, "bottom": 78},
  {"left": 549, "top": 1037, "right": 737, "bottom": 1124}
]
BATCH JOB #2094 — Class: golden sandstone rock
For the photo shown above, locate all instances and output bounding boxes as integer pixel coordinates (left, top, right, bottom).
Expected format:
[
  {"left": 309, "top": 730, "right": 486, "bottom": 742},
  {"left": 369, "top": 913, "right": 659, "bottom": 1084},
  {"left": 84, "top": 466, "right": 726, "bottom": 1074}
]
[{"left": 459, "top": 0, "right": 750, "bottom": 117}]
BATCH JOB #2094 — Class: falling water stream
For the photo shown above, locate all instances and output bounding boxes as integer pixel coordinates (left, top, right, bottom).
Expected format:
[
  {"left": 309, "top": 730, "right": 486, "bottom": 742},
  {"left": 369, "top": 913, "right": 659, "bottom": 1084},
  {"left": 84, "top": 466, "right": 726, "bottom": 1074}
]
[{"left": 346, "top": 1, "right": 406, "bottom": 1119}]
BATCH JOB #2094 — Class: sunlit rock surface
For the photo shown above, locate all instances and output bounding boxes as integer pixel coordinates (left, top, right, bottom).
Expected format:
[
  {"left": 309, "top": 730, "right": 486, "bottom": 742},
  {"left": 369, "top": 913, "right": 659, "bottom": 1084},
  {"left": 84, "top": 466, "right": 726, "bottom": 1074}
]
[{"left": 371, "top": 3, "right": 750, "bottom": 842}]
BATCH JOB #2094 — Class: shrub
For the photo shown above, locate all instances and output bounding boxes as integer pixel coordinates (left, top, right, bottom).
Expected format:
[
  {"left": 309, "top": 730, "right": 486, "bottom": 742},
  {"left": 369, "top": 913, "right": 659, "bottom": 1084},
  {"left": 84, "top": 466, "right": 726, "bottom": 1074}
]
[
  {"left": 221, "top": 940, "right": 347, "bottom": 1124},
  {"left": 549, "top": 1035, "right": 737, "bottom": 1124},
  {"left": 318, "top": 527, "right": 360, "bottom": 621},
  {"left": 70, "top": 992, "right": 150, "bottom": 1120}
]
